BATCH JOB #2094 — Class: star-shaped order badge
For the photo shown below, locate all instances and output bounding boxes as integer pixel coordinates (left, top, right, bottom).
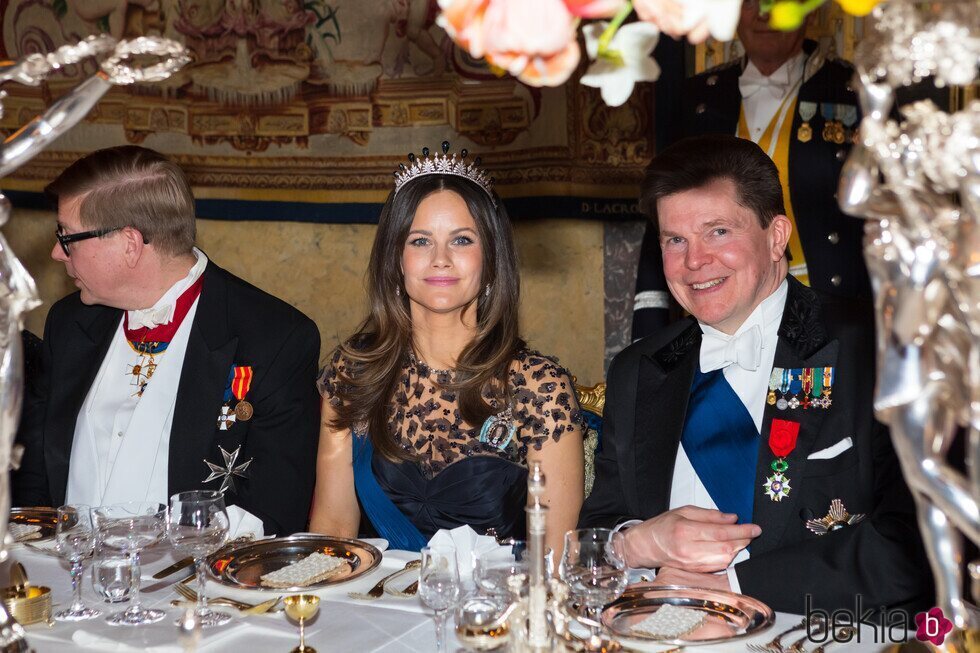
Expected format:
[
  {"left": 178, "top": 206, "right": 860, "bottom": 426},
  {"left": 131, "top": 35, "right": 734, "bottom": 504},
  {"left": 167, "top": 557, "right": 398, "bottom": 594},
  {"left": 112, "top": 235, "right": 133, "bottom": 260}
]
[
  {"left": 763, "top": 418, "right": 799, "bottom": 502},
  {"left": 203, "top": 445, "right": 253, "bottom": 494}
]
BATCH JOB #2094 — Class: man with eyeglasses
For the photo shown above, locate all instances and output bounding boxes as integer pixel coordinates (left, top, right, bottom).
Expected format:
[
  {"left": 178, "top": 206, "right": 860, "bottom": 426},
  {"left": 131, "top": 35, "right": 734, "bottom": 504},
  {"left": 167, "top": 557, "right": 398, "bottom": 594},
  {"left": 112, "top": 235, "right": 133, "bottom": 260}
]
[
  {"left": 631, "top": 3, "right": 867, "bottom": 341},
  {"left": 14, "top": 146, "right": 321, "bottom": 536}
]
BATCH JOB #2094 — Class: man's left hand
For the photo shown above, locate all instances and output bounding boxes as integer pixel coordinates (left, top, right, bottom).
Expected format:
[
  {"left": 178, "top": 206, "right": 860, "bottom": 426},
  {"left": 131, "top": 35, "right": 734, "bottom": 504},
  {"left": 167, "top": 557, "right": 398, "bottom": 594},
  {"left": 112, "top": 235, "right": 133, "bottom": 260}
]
[{"left": 652, "top": 567, "right": 732, "bottom": 592}]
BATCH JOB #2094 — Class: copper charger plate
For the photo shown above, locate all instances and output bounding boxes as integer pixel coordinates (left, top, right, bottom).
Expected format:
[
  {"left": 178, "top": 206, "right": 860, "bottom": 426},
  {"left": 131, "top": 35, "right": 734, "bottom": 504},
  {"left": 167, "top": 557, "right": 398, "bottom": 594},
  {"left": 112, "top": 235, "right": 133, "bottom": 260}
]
[
  {"left": 207, "top": 535, "right": 383, "bottom": 591},
  {"left": 9, "top": 507, "right": 58, "bottom": 541},
  {"left": 601, "top": 584, "right": 774, "bottom": 648}
]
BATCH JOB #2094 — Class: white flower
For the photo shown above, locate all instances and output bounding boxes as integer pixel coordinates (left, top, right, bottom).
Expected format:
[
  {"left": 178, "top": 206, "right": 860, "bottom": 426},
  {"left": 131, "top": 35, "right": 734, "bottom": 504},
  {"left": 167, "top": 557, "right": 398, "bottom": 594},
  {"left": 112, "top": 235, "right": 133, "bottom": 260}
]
[
  {"left": 580, "top": 21, "right": 661, "bottom": 107},
  {"left": 681, "top": 0, "right": 742, "bottom": 41}
]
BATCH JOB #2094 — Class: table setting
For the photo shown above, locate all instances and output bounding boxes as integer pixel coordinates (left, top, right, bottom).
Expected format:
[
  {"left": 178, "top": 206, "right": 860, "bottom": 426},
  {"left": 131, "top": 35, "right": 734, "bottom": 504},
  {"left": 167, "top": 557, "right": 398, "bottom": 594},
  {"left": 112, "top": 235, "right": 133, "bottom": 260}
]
[{"left": 0, "top": 490, "right": 894, "bottom": 653}]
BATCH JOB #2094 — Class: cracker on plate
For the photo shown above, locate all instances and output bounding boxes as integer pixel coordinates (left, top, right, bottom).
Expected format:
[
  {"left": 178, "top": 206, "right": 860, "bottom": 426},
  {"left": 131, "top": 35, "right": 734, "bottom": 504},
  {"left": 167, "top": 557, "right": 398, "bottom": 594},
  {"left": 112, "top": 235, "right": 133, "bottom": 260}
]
[{"left": 259, "top": 552, "right": 348, "bottom": 588}]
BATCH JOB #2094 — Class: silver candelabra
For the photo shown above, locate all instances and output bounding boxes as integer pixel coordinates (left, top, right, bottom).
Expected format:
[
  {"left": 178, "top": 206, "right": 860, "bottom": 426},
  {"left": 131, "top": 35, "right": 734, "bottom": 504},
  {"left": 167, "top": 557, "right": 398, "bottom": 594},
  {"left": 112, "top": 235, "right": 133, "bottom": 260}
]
[{"left": 0, "top": 34, "right": 188, "bottom": 651}]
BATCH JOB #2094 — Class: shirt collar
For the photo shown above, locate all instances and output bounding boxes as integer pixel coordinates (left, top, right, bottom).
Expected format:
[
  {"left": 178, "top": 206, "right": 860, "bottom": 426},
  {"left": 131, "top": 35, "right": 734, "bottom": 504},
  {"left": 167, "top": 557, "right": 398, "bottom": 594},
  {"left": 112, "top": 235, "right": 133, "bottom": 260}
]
[
  {"left": 699, "top": 278, "right": 789, "bottom": 342},
  {"left": 126, "top": 248, "right": 208, "bottom": 330}
]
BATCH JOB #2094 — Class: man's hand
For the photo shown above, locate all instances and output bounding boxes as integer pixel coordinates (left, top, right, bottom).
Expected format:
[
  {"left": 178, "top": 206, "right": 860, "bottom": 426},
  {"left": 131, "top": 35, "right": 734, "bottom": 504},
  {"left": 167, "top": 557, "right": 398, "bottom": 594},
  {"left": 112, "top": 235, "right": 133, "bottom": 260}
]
[
  {"left": 653, "top": 567, "right": 732, "bottom": 592},
  {"left": 622, "top": 506, "right": 760, "bottom": 572}
]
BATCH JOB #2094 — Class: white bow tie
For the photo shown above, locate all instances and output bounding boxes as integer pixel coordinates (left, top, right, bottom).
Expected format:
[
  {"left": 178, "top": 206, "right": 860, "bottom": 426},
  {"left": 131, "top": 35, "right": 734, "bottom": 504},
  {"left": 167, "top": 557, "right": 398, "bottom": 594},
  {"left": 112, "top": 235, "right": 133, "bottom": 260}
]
[
  {"left": 127, "top": 304, "right": 175, "bottom": 331},
  {"left": 739, "top": 69, "right": 791, "bottom": 99},
  {"left": 700, "top": 324, "right": 763, "bottom": 372}
]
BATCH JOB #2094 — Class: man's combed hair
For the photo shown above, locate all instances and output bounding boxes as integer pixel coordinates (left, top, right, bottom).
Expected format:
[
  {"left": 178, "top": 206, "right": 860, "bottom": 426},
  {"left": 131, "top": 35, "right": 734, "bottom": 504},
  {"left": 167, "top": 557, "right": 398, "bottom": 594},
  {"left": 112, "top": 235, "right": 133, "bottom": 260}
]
[
  {"left": 640, "top": 135, "right": 785, "bottom": 230},
  {"left": 46, "top": 145, "right": 196, "bottom": 256},
  {"left": 330, "top": 174, "right": 525, "bottom": 462}
]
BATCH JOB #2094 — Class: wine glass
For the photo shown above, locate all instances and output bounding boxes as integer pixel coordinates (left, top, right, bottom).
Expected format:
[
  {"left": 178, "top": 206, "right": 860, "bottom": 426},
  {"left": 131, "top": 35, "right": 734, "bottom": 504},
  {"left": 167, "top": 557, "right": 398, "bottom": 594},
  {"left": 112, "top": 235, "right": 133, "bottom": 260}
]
[
  {"left": 93, "top": 502, "right": 167, "bottom": 625},
  {"left": 454, "top": 592, "right": 512, "bottom": 651},
  {"left": 419, "top": 545, "right": 461, "bottom": 652},
  {"left": 559, "top": 528, "right": 628, "bottom": 645},
  {"left": 54, "top": 504, "right": 102, "bottom": 621},
  {"left": 166, "top": 491, "right": 231, "bottom": 627}
]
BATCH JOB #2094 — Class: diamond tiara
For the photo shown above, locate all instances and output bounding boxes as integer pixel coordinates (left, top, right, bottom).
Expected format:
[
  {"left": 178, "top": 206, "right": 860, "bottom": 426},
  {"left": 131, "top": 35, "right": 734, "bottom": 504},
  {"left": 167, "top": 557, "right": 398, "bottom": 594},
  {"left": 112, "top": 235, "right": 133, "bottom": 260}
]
[{"left": 393, "top": 141, "right": 496, "bottom": 205}]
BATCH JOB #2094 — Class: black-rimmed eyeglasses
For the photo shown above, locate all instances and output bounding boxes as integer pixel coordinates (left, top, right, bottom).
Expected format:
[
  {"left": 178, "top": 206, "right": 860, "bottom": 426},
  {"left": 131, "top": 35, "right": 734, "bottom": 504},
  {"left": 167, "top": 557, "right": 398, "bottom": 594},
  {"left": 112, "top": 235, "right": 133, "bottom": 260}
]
[{"left": 55, "top": 225, "right": 121, "bottom": 257}]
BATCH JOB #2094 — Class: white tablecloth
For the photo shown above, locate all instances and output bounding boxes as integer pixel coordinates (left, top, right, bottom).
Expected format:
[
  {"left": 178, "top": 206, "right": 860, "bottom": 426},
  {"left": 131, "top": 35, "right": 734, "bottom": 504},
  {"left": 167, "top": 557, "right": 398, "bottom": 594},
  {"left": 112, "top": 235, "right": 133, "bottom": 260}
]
[{"left": 3, "top": 543, "right": 891, "bottom": 652}]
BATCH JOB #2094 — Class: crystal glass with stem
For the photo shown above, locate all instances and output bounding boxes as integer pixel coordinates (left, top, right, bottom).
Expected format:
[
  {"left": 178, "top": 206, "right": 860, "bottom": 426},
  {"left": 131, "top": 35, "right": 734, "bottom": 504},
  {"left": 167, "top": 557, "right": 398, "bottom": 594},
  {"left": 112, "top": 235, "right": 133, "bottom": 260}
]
[
  {"left": 93, "top": 502, "right": 167, "bottom": 625},
  {"left": 54, "top": 504, "right": 102, "bottom": 621},
  {"left": 419, "top": 545, "right": 460, "bottom": 652},
  {"left": 166, "top": 490, "right": 231, "bottom": 628},
  {"left": 559, "top": 528, "right": 628, "bottom": 646}
]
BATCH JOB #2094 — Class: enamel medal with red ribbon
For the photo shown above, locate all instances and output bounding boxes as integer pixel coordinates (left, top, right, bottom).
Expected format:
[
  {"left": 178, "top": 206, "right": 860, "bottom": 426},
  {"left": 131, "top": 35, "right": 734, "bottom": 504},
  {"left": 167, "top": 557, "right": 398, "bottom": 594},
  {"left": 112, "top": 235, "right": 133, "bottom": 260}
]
[{"left": 763, "top": 418, "right": 799, "bottom": 501}]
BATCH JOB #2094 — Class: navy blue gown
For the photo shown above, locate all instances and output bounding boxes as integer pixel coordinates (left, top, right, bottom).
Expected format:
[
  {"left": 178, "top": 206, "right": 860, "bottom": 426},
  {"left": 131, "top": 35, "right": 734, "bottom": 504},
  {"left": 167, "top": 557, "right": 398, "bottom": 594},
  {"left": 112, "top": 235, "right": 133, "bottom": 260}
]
[{"left": 320, "top": 349, "right": 584, "bottom": 551}]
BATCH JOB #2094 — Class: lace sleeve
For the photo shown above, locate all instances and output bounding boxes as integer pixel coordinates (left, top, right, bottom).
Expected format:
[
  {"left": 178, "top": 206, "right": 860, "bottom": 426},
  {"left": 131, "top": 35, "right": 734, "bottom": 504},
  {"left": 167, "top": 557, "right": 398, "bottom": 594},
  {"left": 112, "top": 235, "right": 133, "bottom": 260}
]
[
  {"left": 316, "top": 348, "right": 347, "bottom": 407},
  {"left": 511, "top": 351, "right": 586, "bottom": 453}
]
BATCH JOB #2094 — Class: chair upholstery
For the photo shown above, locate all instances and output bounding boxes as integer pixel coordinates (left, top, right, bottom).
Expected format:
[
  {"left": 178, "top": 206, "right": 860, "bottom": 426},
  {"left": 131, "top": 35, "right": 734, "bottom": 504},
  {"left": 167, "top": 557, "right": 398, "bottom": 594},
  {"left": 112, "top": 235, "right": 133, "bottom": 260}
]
[{"left": 574, "top": 381, "right": 606, "bottom": 498}]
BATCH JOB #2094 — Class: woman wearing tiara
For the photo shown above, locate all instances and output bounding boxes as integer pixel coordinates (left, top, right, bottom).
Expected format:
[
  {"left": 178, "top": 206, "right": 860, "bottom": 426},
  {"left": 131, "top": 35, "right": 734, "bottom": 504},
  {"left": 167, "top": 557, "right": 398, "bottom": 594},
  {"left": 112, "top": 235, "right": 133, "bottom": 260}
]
[{"left": 310, "top": 143, "right": 584, "bottom": 554}]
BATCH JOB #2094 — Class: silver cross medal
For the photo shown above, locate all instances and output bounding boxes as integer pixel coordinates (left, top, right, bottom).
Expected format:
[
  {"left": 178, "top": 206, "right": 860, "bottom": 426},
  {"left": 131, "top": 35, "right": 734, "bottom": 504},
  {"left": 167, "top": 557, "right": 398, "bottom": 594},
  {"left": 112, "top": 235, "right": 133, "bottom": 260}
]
[
  {"left": 203, "top": 445, "right": 253, "bottom": 494},
  {"left": 217, "top": 405, "right": 236, "bottom": 430}
]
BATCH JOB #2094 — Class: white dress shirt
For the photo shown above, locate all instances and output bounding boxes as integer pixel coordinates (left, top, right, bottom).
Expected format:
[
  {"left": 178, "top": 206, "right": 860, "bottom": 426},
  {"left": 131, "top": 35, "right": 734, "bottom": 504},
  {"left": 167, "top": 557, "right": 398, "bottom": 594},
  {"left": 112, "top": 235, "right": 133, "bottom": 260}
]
[
  {"left": 667, "top": 280, "right": 788, "bottom": 590},
  {"left": 66, "top": 250, "right": 209, "bottom": 508},
  {"left": 738, "top": 52, "right": 807, "bottom": 149}
]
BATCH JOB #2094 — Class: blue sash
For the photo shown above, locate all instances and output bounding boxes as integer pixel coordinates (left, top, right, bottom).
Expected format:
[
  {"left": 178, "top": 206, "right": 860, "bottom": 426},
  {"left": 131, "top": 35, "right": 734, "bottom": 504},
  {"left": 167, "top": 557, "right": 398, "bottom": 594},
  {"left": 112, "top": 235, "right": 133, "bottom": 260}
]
[
  {"left": 679, "top": 368, "right": 758, "bottom": 526},
  {"left": 352, "top": 434, "right": 428, "bottom": 552}
]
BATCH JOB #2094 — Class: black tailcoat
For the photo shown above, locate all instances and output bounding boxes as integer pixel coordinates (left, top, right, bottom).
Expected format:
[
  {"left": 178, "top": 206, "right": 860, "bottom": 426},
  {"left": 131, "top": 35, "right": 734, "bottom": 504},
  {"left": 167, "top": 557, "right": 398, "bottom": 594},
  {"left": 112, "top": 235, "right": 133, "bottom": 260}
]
[
  {"left": 13, "top": 260, "right": 321, "bottom": 536},
  {"left": 582, "top": 278, "right": 932, "bottom": 614}
]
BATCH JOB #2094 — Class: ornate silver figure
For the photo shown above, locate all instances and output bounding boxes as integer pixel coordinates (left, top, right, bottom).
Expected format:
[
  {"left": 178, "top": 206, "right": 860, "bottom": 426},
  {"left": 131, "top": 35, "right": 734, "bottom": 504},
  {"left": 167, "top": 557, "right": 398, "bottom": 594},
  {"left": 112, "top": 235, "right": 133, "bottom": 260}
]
[
  {"left": 838, "top": 0, "right": 980, "bottom": 636},
  {"left": 0, "top": 34, "right": 188, "bottom": 651}
]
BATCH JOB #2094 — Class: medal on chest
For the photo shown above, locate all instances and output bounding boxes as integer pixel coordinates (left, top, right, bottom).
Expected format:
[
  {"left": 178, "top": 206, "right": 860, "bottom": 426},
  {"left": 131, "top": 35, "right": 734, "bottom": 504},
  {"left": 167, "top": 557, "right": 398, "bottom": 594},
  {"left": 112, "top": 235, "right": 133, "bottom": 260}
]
[
  {"left": 763, "top": 418, "right": 799, "bottom": 502},
  {"left": 126, "top": 339, "right": 168, "bottom": 398},
  {"left": 219, "top": 365, "right": 254, "bottom": 430}
]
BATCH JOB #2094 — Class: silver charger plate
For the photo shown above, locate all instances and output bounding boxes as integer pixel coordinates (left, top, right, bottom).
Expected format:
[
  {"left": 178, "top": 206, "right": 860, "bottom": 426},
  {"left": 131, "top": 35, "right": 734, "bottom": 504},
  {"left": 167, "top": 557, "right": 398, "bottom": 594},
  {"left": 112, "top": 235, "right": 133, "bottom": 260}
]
[
  {"left": 9, "top": 507, "right": 58, "bottom": 542},
  {"left": 207, "top": 534, "right": 383, "bottom": 591},
  {"left": 601, "top": 584, "right": 774, "bottom": 647}
]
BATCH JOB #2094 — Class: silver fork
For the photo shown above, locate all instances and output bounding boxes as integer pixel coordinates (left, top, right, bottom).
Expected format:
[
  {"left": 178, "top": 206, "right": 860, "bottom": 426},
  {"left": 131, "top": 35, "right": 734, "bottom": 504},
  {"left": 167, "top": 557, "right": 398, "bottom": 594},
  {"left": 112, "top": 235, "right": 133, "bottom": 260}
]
[
  {"left": 746, "top": 618, "right": 808, "bottom": 653},
  {"left": 349, "top": 559, "right": 421, "bottom": 600}
]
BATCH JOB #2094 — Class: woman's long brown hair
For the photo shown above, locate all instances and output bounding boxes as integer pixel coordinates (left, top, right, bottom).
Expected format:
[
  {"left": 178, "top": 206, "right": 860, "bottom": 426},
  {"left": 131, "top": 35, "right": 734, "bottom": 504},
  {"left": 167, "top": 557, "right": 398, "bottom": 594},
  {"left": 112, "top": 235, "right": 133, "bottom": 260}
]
[{"left": 331, "top": 174, "right": 524, "bottom": 461}]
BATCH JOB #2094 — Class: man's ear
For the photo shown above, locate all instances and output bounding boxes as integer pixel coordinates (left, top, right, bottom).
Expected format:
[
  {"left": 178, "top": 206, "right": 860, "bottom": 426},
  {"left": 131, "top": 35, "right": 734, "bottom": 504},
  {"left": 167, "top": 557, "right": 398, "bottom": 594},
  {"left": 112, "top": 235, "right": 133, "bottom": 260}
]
[
  {"left": 769, "top": 215, "right": 792, "bottom": 261},
  {"left": 121, "top": 226, "right": 146, "bottom": 268}
]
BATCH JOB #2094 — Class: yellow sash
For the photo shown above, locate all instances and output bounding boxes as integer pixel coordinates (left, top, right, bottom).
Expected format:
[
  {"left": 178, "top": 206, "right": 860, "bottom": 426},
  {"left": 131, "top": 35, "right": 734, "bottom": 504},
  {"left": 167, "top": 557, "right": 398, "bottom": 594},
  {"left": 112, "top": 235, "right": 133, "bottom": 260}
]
[{"left": 737, "top": 94, "right": 810, "bottom": 286}]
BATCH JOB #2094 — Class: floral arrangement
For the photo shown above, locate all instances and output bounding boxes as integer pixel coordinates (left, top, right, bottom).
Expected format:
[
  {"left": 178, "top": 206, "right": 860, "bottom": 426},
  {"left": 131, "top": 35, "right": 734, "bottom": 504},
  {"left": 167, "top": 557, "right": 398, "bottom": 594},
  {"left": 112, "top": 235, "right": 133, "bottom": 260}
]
[{"left": 437, "top": 0, "right": 881, "bottom": 107}]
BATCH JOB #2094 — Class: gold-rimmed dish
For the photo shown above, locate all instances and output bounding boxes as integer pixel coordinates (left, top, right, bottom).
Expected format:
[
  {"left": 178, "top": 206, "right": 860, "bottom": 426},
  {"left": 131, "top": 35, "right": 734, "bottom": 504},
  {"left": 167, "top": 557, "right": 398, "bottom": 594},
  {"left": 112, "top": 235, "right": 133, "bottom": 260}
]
[
  {"left": 9, "top": 507, "right": 58, "bottom": 542},
  {"left": 600, "top": 584, "right": 774, "bottom": 648},
  {"left": 207, "top": 535, "right": 383, "bottom": 592}
]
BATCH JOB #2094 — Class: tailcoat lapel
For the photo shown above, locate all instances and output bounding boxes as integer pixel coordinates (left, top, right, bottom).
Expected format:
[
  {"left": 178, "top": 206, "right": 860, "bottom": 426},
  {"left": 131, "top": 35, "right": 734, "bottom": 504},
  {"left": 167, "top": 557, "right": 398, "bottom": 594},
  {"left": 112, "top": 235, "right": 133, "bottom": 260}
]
[
  {"left": 751, "top": 278, "right": 839, "bottom": 554},
  {"left": 168, "top": 263, "right": 238, "bottom": 493},
  {"left": 634, "top": 323, "right": 701, "bottom": 518},
  {"left": 47, "top": 306, "right": 119, "bottom": 505}
]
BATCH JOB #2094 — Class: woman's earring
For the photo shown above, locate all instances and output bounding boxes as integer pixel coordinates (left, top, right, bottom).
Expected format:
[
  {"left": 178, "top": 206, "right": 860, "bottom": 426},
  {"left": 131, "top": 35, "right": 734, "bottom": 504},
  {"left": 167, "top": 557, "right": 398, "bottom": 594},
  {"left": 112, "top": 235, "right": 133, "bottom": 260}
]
[
  {"left": 484, "top": 284, "right": 491, "bottom": 298},
  {"left": 396, "top": 286, "right": 402, "bottom": 297}
]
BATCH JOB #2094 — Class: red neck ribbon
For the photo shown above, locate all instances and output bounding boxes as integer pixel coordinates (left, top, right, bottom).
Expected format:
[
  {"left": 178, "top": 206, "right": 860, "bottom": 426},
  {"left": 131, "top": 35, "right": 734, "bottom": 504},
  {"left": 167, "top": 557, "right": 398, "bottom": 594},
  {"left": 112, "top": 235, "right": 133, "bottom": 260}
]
[{"left": 123, "top": 274, "right": 205, "bottom": 344}]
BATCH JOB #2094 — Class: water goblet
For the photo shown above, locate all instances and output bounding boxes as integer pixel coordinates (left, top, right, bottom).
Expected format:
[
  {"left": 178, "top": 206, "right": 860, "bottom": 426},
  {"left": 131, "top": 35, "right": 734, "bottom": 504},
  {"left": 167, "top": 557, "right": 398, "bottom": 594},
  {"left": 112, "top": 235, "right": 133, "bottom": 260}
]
[
  {"left": 166, "top": 490, "right": 231, "bottom": 628},
  {"left": 54, "top": 505, "right": 102, "bottom": 621},
  {"left": 419, "top": 545, "right": 461, "bottom": 653},
  {"left": 93, "top": 502, "right": 167, "bottom": 625},
  {"left": 283, "top": 594, "right": 320, "bottom": 653},
  {"left": 91, "top": 543, "right": 133, "bottom": 603},
  {"left": 559, "top": 528, "right": 628, "bottom": 648}
]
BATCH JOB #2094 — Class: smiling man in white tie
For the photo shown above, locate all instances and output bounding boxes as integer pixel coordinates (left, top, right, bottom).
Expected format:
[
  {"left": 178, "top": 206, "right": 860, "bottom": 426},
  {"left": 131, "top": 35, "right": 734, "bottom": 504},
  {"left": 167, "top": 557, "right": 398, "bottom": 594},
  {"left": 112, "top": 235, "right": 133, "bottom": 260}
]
[
  {"left": 631, "top": 0, "right": 867, "bottom": 341},
  {"left": 580, "top": 135, "right": 932, "bottom": 617},
  {"left": 13, "top": 146, "right": 321, "bottom": 536}
]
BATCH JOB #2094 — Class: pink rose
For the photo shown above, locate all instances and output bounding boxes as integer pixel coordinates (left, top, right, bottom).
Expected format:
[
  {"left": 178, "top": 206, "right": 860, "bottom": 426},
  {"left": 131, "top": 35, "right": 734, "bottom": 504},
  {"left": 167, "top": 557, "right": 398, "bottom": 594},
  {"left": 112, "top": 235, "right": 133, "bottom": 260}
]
[
  {"left": 438, "top": 0, "right": 582, "bottom": 87},
  {"left": 564, "top": 0, "right": 629, "bottom": 18}
]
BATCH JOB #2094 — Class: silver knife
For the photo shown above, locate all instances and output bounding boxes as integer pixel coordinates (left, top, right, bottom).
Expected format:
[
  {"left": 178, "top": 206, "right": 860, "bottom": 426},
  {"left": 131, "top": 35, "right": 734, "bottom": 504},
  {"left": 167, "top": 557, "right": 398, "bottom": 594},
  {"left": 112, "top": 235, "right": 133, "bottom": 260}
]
[{"left": 152, "top": 535, "right": 254, "bottom": 580}]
